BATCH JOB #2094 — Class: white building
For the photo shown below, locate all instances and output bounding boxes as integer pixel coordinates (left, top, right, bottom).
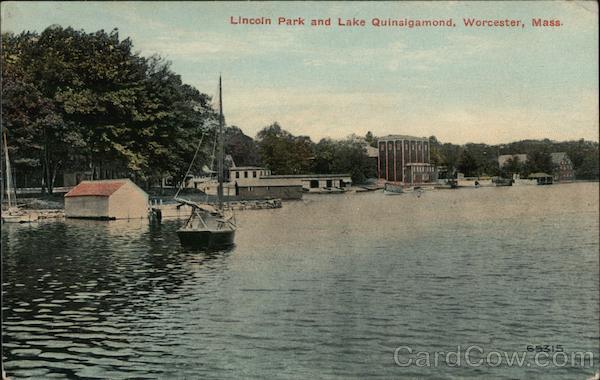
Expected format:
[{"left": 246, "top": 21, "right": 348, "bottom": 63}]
[
  {"left": 228, "top": 166, "right": 352, "bottom": 192},
  {"left": 64, "top": 179, "right": 148, "bottom": 219},
  {"left": 229, "top": 166, "right": 272, "bottom": 184}
]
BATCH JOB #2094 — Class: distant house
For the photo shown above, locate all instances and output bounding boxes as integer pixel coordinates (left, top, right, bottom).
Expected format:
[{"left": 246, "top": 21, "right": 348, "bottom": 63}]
[
  {"left": 497, "top": 154, "right": 528, "bottom": 168},
  {"left": 550, "top": 152, "right": 575, "bottom": 182},
  {"left": 64, "top": 179, "right": 148, "bottom": 219}
]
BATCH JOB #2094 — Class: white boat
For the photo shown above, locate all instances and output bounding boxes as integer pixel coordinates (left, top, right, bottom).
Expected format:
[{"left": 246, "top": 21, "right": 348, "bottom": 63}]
[
  {"left": 384, "top": 182, "right": 426, "bottom": 195},
  {"left": 2, "top": 131, "right": 38, "bottom": 223}
]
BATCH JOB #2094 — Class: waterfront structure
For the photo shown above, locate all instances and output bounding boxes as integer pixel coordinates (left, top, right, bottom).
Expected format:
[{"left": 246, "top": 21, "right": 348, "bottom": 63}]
[
  {"left": 528, "top": 172, "right": 554, "bottom": 185},
  {"left": 377, "top": 135, "right": 434, "bottom": 184},
  {"left": 498, "top": 152, "right": 574, "bottom": 182},
  {"left": 265, "top": 174, "right": 352, "bottom": 192},
  {"left": 229, "top": 166, "right": 272, "bottom": 184},
  {"left": 551, "top": 152, "right": 575, "bottom": 182},
  {"left": 228, "top": 166, "right": 351, "bottom": 193},
  {"left": 235, "top": 178, "right": 304, "bottom": 200},
  {"left": 64, "top": 179, "right": 149, "bottom": 219}
]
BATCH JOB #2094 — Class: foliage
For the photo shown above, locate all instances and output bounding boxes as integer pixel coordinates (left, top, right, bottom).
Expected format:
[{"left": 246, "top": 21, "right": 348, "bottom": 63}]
[
  {"left": 1, "top": 26, "right": 216, "bottom": 192},
  {"left": 224, "top": 126, "right": 261, "bottom": 167},
  {"left": 523, "top": 151, "right": 555, "bottom": 175},
  {"left": 365, "top": 131, "right": 377, "bottom": 148},
  {"left": 313, "top": 137, "right": 375, "bottom": 184},
  {"left": 255, "top": 122, "right": 313, "bottom": 174},
  {"left": 457, "top": 150, "right": 479, "bottom": 177},
  {"left": 2, "top": 25, "right": 597, "bottom": 193},
  {"left": 500, "top": 156, "right": 523, "bottom": 177}
]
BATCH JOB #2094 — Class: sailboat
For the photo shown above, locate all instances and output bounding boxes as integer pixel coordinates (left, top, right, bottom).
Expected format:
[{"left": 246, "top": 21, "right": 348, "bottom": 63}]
[
  {"left": 2, "top": 131, "right": 38, "bottom": 223},
  {"left": 175, "top": 77, "right": 236, "bottom": 249}
]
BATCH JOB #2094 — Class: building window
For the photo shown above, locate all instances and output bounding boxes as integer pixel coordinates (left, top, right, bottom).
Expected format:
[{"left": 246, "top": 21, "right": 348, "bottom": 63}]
[
  {"left": 244, "top": 171, "right": 248, "bottom": 178},
  {"left": 310, "top": 180, "right": 319, "bottom": 188},
  {"left": 253, "top": 171, "right": 257, "bottom": 178},
  {"left": 235, "top": 172, "right": 240, "bottom": 178},
  {"left": 326, "top": 179, "right": 333, "bottom": 187}
]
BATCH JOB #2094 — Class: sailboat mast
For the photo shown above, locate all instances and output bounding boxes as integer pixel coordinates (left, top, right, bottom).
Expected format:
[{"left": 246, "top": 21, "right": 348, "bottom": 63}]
[
  {"left": 217, "top": 76, "right": 224, "bottom": 210},
  {"left": 3, "top": 130, "right": 13, "bottom": 209}
]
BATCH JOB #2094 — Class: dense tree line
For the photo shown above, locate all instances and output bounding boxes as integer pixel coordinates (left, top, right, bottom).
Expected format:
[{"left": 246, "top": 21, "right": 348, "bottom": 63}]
[
  {"left": 2, "top": 26, "right": 216, "bottom": 193},
  {"left": 250, "top": 123, "right": 376, "bottom": 184},
  {"left": 429, "top": 137, "right": 599, "bottom": 179},
  {"left": 2, "top": 26, "right": 597, "bottom": 194}
]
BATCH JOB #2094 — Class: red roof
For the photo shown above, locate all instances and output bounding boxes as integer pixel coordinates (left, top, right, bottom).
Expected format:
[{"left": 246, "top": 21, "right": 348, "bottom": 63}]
[{"left": 65, "top": 180, "right": 128, "bottom": 197}]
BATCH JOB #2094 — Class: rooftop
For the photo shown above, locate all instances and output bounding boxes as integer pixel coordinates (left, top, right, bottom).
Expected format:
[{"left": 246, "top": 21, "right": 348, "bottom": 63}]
[
  {"left": 265, "top": 174, "right": 352, "bottom": 179},
  {"left": 236, "top": 178, "right": 304, "bottom": 187},
  {"left": 65, "top": 179, "right": 129, "bottom": 197},
  {"left": 378, "top": 135, "right": 429, "bottom": 142},
  {"left": 528, "top": 172, "right": 553, "bottom": 178},
  {"left": 230, "top": 166, "right": 267, "bottom": 171}
]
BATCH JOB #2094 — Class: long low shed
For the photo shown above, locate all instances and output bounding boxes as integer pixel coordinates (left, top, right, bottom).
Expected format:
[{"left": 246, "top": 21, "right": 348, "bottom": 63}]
[
  {"left": 64, "top": 179, "right": 149, "bottom": 219},
  {"left": 236, "top": 178, "right": 304, "bottom": 200},
  {"left": 262, "top": 174, "right": 352, "bottom": 192}
]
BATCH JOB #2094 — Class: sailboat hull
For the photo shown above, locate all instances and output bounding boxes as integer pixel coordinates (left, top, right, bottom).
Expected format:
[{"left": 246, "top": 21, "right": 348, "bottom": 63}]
[
  {"left": 2, "top": 212, "right": 38, "bottom": 223},
  {"left": 177, "top": 229, "right": 235, "bottom": 249}
]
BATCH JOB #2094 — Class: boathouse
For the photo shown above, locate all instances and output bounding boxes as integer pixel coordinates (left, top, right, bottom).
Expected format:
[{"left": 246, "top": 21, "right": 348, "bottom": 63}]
[
  {"left": 264, "top": 174, "right": 352, "bottom": 192},
  {"left": 528, "top": 173, "right": 554, "bottom": 185},
  {"left": 64, "top": 179, "right": 149, "bottom": 219},
  {"left": 228, "top": 166, "right": 352, "bottom": 193},
  {"left": 235, "top": 178, "right": 304, "bottom": 200}
]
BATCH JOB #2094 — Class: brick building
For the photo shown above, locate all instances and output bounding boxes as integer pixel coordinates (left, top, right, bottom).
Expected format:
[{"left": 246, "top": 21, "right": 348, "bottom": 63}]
[{"left": 377, "top": 135, "right": 435, "bottom": 184}]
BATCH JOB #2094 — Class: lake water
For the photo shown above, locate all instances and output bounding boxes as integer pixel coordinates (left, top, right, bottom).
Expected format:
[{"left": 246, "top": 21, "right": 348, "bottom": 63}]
[{"left": 2, "top": 182, "right": 599, "bottom": 379}]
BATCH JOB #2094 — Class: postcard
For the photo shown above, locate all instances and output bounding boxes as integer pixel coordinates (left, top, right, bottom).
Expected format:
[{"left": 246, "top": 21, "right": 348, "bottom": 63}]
[{"left": 1, "top": 1, "right": 598, "bottom": 379}]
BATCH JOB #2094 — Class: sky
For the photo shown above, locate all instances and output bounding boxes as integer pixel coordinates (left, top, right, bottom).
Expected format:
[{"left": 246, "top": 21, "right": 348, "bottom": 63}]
[{"left": 1, "top": 1, "right": 598, "bottom": 144}]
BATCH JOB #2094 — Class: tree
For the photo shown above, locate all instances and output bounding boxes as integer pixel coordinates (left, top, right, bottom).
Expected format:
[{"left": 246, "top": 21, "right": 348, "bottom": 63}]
[
  {"left": 313, "top": 137, "right": 374, "bottom": 184},
  {"left": 1, "top": 26, "right": 216, "bottom": 192},
  {"left": 458, "top": 150, "right": 479, "bottom": 177},
  {"left": 255, "top": 122, "right": 314, "bottom": 174},
  {"left": 440, "top": 143, "right": 463, "bottom": 172},
  {"left": 524, "top": 151, "right": 554, "bottom": 175},
  {"left": 224, "top": 126, "right": 261, "bottom": 167},
  {"left": 501, "top": 156, "right": 523, "bottom": 178},
  {"left": 428, "top": 136, "right": 445, "bottom": 166},
  {"left": 365, "top": 131, "right": 377, "bottom": 147},
  {"left": 576, "top": 153, "right": 599, "bottom": 179}
]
